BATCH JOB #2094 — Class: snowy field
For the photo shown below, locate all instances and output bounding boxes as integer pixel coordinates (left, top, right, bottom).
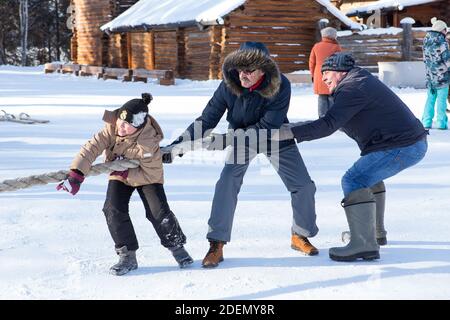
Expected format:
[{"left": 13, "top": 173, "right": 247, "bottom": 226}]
[{"left": 0, "top": 66, "right": 449, "bottom": 300}]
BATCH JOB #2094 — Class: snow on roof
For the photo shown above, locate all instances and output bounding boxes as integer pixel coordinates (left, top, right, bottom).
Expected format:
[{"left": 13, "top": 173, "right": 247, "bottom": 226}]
[
  {"left": 337, "top": 26, "right": 404, "bottom": 37},
  {"left": 346, "top": 0, "right": 440, "bottom": 16},
  {"left": 102, "top": 0, "right": 363, "bottom": 32},
  {"left": 101, "top": 0, "right": 246, "bottom": 32},
  {"left": 315, "top": 0, "right": 363, "bottom": 30},
  {"left": 337, "top": 25, "right": 435, "bottom": 37}
]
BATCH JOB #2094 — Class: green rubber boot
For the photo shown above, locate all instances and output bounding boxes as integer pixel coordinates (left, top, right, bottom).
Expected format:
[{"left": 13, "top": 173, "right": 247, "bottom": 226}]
[
  {"left": 371, "top": 181, "right": 387, "bottom": 246},
  {"left": 330, "top": 188, "right": 380, "bottom": 262}
]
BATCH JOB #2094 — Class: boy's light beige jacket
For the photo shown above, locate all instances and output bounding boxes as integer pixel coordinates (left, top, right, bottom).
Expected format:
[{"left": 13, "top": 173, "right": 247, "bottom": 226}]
[{"left": 71, "top": 109, "right": 164, "bottom": 186}]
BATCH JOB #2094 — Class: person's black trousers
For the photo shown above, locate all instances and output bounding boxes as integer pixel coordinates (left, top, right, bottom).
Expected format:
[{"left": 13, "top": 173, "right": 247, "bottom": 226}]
[{"left": 102, "top": 180, "right": 186, "bottom": 251}]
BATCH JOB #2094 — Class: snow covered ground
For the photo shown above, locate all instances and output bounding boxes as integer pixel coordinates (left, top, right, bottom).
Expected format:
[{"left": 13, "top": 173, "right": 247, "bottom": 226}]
[{"left": 0, "top": 66, "right": 449, "bottom": 300}]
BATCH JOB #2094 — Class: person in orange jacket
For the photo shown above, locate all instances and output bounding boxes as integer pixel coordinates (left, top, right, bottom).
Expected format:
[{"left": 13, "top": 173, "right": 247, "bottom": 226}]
[{"left": 309, "top": 27, "right": 342, "bottom": 118}]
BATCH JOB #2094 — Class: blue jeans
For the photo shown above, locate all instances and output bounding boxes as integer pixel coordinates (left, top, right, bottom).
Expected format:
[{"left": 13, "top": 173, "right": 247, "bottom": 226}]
[
  {"left": 341, "top": 138, "right": 428, "bottom": 197},
  {"left": 422, "top": 86, "right": 449, "bottom": 129}
]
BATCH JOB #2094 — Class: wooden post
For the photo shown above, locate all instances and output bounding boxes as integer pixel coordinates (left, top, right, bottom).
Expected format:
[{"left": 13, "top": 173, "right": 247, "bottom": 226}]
[
  {"left": 71, "top": 28, "right": 78, "bottom": 63},
  {"left": 120, "top": 33, "right": 128, "bottom": 68},
  {"left": 149, "top": 31, "right": 155, "bottom": 70},
  {"left": 127, "top": 33, "right": 133, "bottom": 69},
  {"left": 217, "top": 25, "right": 227, "bottom": 79},
  {"left": 175, "top": 28, "right": 182, "bottom": 78},
  {"left": 393, "top": 11, "right": 399, "bottom": 27},
  {"left": 401, "top": 20, "right": 413, "bottom": 61}
]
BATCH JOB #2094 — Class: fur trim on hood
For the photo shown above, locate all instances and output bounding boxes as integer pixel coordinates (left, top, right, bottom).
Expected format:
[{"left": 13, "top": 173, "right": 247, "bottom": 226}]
[{"left": 222, "top": 49, "right": 281, "bottom": 99}]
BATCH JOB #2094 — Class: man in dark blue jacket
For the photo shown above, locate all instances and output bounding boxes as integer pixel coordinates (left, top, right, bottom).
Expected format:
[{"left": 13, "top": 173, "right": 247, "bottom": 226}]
[
  {"left": 161, "top": 42, "right": 319, "bottom": 268},
  {"left": 274, "top": 52, "right": 428, "bottom": 262}
]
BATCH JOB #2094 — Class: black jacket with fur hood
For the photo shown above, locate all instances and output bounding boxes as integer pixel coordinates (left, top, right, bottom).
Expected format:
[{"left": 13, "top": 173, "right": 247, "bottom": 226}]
[{"left": 179, "top": 47, "right": 295, "bottom": 151}]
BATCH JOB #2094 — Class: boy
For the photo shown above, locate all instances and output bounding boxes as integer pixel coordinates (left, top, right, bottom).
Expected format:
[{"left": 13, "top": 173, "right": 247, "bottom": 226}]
[{"left": 57, "top": 93, "right": 193, "bottom": 275}]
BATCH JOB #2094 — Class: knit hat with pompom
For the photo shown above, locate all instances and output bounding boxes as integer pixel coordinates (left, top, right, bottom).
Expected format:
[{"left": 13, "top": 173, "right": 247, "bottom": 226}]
[
  {"left": 118, "top": 93, "right": 153, "bottom": 129},
  {"left": 431, "top": 17, "right": 447, "bottom": 32}
]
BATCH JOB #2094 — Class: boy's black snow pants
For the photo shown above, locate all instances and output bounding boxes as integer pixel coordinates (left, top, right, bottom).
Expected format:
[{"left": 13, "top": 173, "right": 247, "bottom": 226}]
[{"left": 102, "top": 180, "right": 186, "bottom": 251}]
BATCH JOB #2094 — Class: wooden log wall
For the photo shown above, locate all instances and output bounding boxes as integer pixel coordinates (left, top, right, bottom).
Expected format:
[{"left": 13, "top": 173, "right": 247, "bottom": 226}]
[
  {"left": 106, "top": 33, "right": 124, "bottom": 68},
  {"left": 104, "top": 1, "right": 139, "bottom": 68},
  {"left": 411, "top": 29, "right": 427, "bottom": 61},
  {"left": 74, "top": 0, "right": 356, "bottom": 79},
  {"left": 222, "top": 0, "right": 344, "bottom": 74},
  {"left": 209, "top": 26, "right": 226, "bottom": 79},
  {"left": 154, "top": 30, "right": 179, "bottom": 75},
  {"left": 338, "top": 32, "right": 403, "bottom": 70},
  {"left": 397, "top": 3, "right": 444, "bottom": 27},
  {"left": 127, "top": 32, "right": 155, "bottom": 70},
  {"left": 71, "top": 30, "right": 78, "bottom": 62},
  {"left": 72, "top": 0, "right": 138, "bottom": 65},
  {"left": 177, "top": 26, "right": 224, "bottom": 80},
  {"left": 73, "top": 0, "right": 115, "bottom": 65},
  {"left": 338, "top": 29, "right": 428, "bottom": 72}
]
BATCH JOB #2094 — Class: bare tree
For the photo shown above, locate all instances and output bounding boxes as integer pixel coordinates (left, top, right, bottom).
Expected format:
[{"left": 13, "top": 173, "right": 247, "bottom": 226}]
[
  {"left": 55, "top": 0, "right": 60, "bottom": 61},
  {"left": 0, "top": 32, "right": 5, "bottom": 65},
  {"left": 19, "top": 0, "right": 29, "bottom": 66},
  {"left": 1, "top": 0, "right": 72, "bottom": 66}
]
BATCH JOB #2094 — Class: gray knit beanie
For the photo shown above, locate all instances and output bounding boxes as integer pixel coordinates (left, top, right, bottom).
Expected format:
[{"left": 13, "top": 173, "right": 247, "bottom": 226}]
[{"left": 321, "top": 52, "right": 355, "bottom": 73}]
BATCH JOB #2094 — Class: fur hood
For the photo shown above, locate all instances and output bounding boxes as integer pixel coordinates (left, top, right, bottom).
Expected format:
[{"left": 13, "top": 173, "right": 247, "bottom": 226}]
[{"left": 222, "top": 49, "right": 281, "bottom": 99}]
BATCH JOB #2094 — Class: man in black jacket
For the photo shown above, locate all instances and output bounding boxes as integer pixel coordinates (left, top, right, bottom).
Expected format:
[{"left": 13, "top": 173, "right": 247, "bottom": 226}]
[
  {"left": 274, "top": 52, "right": 428, "bottom": 262},
  {"left": 161, "top": 42, "right": 319, "bottom": 268}
]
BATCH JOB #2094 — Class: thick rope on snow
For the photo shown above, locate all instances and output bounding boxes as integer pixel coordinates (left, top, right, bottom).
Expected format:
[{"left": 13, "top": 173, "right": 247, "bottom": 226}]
[{"left": 0, "top": 159, "right": 139, "bottom": 193}]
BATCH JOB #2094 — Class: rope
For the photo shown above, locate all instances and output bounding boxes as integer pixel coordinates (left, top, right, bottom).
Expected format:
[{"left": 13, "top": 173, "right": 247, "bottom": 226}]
[
  {"left": 168, "top": 136, "right": 214, "bottom": 157},
  {"left": 0, "top": 158, "right": 139, "bottom": 193}
]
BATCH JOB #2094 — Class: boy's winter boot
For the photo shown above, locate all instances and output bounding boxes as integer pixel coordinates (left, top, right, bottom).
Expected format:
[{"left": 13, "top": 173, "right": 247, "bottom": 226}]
[
  {"left": 202, "top": 240, "right": 225, "bottom": 268},
  {"left": 169, "top": 246, "right": 194, "bottom": 268},
  {"left": 371, "top": 181, "right": 387, "bottom": 245},
  {"left": 329, "top": 188, "right": 380, "bottom": 262},
  {"left": 109, "top": 246, "right": 138, "bottom": 276},
  {"left": 291, "top": 233, "right": 319, "bottom": 255}
]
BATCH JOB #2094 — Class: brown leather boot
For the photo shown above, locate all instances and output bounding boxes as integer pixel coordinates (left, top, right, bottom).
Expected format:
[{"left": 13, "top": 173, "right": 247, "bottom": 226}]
[
  {"left": 202, "top": 240, "right": 225, "bottom": 268},
  {"left": 291, "top": 233, "right": 319, "bottom": 256}
]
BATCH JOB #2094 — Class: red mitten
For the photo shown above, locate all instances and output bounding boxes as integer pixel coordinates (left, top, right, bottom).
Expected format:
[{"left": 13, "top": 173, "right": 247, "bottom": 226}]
[{"left": 56, "top": 170, "right": 85, "bottom": 195}]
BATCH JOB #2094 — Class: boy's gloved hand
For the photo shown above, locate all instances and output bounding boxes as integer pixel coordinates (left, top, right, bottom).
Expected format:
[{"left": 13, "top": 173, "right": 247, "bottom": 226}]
[
  {"left": 160, "top": 144, "right": 184, "bottom": 164},
  {"left": 56, "top": 170, "right": 85, "bottom": 195}
]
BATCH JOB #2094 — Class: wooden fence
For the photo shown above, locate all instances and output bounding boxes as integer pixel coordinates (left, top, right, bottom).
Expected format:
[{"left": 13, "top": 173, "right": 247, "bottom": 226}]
[{"left": 337, "top": 24, "right": 428, "bottom": 72}]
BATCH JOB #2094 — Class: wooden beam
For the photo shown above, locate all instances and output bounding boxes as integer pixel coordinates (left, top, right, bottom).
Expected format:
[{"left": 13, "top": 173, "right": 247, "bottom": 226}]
[
  {"left": 149, "top": 31, "right": 155, "bottom": 70},
  {"left": 127, "top": 33, "right": 132, "bottom": 68},
  {"left": 393, "top": 11, "right": 399, "bottom": 27}
]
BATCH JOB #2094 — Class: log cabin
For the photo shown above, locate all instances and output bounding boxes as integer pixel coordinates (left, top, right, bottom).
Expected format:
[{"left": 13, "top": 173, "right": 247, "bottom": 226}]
[
  {"left": 71, "top": 0, "right": 362, "bottom": 80},
  {"left": 344, "top": 0, "right": 449, "bottom": 28}
]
